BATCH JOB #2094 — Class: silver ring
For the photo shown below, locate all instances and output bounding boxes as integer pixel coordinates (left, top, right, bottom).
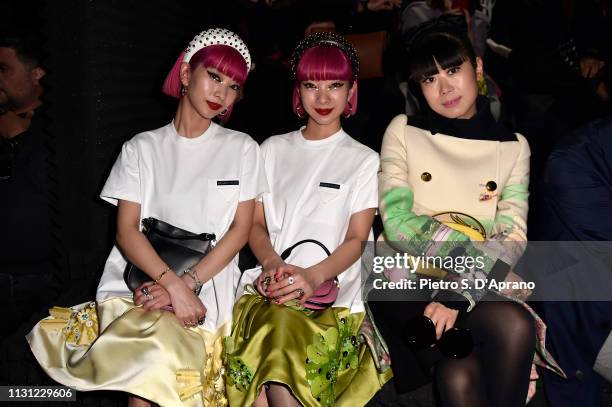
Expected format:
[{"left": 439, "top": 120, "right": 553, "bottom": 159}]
[
  {"left": 296, "top": 288, "right": 305, "bottom": 299},
  {"left": 263, "top": 276, "right": 272, "bottom": 286},
  {"left": 287, "top": 276, "right": 295, "bottom": 285},
  {"left": 141, "top": 287, "right": 150, "bottom": 296},
  {"left": 197, "top": 317, "right": 205, "bottom": 325}
]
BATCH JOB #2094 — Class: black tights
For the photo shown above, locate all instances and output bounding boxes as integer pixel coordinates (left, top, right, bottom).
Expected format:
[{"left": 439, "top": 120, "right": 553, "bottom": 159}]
[{"left": 434, "top": 298, "right": 535, "bottom": 407}]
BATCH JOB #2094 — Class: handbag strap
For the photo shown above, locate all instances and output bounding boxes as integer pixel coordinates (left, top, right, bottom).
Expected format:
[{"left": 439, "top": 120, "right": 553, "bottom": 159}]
[
  {"left": 280, "top": 239, "right": 331, "bottom": 260},
  {"left": 143, "top": 218, "right": 216, "bottom": 242},
  {"left": 431, "top": 211, "right": 487, "bottom": 239},
  {"left": 149, "top": 228, "right": 216, "bottom": 241}
]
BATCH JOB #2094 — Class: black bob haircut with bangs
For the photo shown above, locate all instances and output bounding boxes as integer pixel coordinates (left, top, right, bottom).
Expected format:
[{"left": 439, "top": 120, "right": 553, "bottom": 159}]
[{"left": 406, "top": 26, "right": 476, "bottom": 81}]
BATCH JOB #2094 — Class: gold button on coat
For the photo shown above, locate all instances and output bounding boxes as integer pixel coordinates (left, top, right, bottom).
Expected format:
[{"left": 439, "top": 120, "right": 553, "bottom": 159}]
[
  {"left": 421, "top": 172, "right": 432, "bottom": 182},
  {"left": 486, "top": 181, "right": 497, "bottom": 191}
]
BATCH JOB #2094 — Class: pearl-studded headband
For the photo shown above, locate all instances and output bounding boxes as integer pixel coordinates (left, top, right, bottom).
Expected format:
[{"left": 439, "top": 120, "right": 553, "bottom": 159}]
[{"left": 183, "top": 28, "right": 252, "bottom": 71}]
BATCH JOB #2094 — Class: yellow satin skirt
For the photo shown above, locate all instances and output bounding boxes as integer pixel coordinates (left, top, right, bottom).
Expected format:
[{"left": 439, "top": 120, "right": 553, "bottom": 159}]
[
  {"left": 226, "top": 294, "right": 392, "bottom": 407},
  {"left": 27, "top": 297, "right": 230, "bottom": 406}
]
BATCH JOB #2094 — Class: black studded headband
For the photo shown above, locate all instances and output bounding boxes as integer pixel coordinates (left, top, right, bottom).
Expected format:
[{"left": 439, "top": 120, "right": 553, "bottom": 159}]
[{"left": 290, "top": 32, "right": 359, "bottom": 81}]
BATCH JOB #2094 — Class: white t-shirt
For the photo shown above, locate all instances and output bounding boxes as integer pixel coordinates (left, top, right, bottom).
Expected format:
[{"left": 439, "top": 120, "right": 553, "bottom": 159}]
[
  {"left": 97, "top": 121, "right": 268, "bottom": 331},
  {"left": 238, "top": 128, "right": 379, "bottom": 313}
]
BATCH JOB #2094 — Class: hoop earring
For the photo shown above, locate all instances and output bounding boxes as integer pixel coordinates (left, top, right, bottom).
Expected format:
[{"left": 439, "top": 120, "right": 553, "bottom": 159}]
[
  {"left": 343, "top": 101, "right": 352, "bottom": 118},
  {"left": 180, "top": 85, "right": 187, "bottom": 96},
  {"left": 295, "top": 103, "right": 306, "bottom": 119}
]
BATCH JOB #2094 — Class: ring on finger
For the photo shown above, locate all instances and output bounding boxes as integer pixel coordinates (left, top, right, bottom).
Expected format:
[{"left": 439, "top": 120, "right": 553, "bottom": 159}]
[
  {"left": 141, "top": 287, "right": 150, "bottom": 296},
  {"left": 263, "top": 276, "right": 272, "bottom": 286},
  {"left": 296, "top": 288, "right": 305, "bottom": 299},
  {"left": 197, "top": 317, "right": 205, "bottom": 325},
  {"left": 145, "top": 293, "right": 153, "bottom": 301},
  {"left": 287, "top": 276, "right": 295, "bottom": 285}
]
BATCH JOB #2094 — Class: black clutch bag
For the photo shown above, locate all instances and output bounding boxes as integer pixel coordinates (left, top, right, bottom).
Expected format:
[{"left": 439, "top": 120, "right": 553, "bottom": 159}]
[{"left": 123, "top": 217, "right": 216, "bottom": 291}]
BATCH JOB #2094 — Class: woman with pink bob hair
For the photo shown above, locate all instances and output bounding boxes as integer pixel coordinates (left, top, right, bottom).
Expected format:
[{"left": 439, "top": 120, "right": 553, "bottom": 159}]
[
  {"left": 290, "top": 44, "right": 358, "bottom": 120},
  {"left": 27, "top": 28, "right": 268, "bottom": 407},
  {"left": 162, "top": 35, "right": 249, "bottom": 120},
  {"left": 226, "top": 32, "right": 391, "bottom": 407}
]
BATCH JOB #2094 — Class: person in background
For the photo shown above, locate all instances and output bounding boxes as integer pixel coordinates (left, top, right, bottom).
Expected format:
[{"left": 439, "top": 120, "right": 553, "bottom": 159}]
[
  {"left": 0, "top": 30, "right": 57, "bottom": 338},
  {"left": 0, "top": 31, "right": 44, "bottom": 137},
  {"left": 531, "top": 115, "right": 612, "bottom": 407}
]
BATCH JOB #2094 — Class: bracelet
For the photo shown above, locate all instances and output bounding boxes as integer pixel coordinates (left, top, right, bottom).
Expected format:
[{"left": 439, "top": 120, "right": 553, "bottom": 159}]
[
  {"left": 186, "top": 267, "right": 204, "bottom": 295},
  {"left": 154, "top": 266, "right": 171, "bottom": 284}
]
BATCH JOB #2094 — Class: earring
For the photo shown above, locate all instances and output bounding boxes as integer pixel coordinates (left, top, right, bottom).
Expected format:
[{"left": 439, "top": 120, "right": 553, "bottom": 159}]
[
  {"left": 219, "top": 108, "right": 228, "bottom": 116},
  {"left": 180, "top": 85, "right": 187, "bottom": 96},
  {"left": 295, "top": 103, "right": 306, "bottom": 119},
  {"left": 477, "top": 75, "right": 487, "bottom": 96},
  {"left": 343, "top": 102, "right": 352, "bottom": 118}
]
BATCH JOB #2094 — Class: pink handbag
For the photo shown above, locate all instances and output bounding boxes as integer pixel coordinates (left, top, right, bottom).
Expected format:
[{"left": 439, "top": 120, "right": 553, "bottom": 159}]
[{"left": 280, "top": 239, "right": 339, "bottom": 310}]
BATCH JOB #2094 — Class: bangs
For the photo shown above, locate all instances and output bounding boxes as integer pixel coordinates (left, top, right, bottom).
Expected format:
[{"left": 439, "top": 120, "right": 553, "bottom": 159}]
[
  {"left": 190, "top": 44, "right": 248, "bottom": 85},
  {"left": 408, "top": 32, "right": 474, "bottom": 80},
  {"left": 296, "top": 46, "right": 353, "bottom": 82}
]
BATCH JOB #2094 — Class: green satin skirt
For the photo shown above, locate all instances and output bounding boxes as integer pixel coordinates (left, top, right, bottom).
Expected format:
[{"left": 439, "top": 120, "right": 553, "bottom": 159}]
[
  {"left": 226, "top": 293, "right": 392, "bottom": 407},
  {"left": 27, "top": 297, "right": 230, "bottom": 406}
]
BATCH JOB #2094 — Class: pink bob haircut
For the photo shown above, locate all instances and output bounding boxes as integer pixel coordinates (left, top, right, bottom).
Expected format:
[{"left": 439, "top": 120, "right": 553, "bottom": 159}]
[
  {"left": 162, "top": 44, "right": 249, "bottom": 120},
  {"left": 292, "top": 45, "right": 358, "bottom": 118}
]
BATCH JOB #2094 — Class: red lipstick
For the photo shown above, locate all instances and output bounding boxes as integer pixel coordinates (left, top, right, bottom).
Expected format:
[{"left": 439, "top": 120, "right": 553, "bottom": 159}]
[
  {"left": 315, "top": 108, "right": 333, "bottom": 116},
  {"left": 207, "top": 101, "right": 222, "bottom": 110}
]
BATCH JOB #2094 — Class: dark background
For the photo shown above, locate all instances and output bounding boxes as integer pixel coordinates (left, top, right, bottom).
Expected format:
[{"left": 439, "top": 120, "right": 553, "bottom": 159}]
[{"left": 1, "top": 1, "right": 610, "bottom": 406}]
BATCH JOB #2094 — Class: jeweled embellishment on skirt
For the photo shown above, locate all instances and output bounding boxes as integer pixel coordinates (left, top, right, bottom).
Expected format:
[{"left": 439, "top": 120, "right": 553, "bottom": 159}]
[
  {"left": 223, "top": 336, "right": 254, "bottom": 393},
  {"left": 306, "top": 315, "right": 360, "bottom": 407},
  {"left": 177, "top": 336, "right": 229, "bottom": 406},
  {"left": 40, "top": 303, "right": 99, "bottom": 346},
  {"left": 226, "top": 357, "right": 254, "bottom": 392}
]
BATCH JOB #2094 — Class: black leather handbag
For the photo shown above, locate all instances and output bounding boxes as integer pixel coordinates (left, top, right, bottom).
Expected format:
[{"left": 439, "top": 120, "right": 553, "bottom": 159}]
[{"left": 123, "top": 217, "right": 216, "bottom": 291}]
